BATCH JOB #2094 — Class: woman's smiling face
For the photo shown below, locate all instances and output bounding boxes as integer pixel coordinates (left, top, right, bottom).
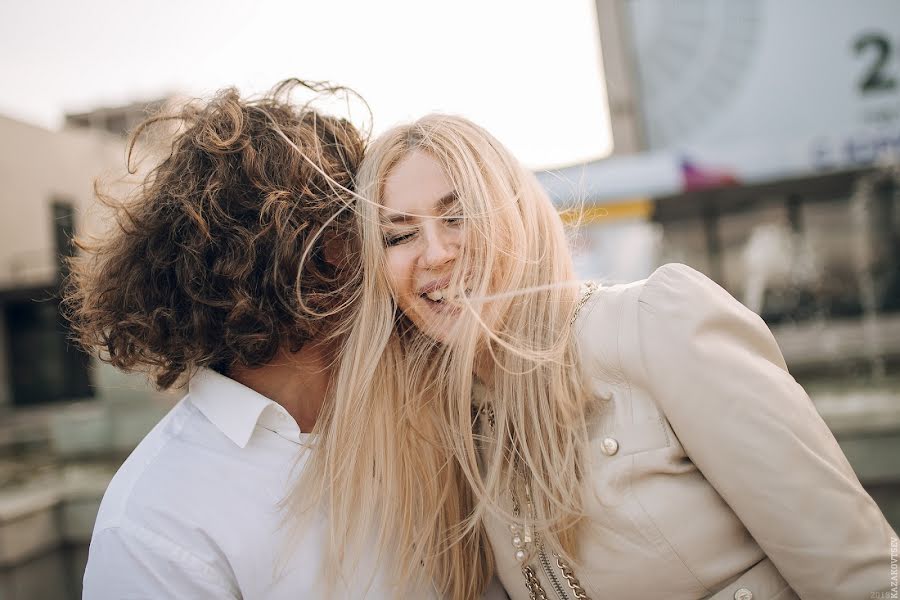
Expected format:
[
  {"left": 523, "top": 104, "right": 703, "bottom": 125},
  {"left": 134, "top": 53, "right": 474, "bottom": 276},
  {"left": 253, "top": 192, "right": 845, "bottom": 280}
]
[{"left": 380, "top": 150, "right": 468, "bottom": 343}]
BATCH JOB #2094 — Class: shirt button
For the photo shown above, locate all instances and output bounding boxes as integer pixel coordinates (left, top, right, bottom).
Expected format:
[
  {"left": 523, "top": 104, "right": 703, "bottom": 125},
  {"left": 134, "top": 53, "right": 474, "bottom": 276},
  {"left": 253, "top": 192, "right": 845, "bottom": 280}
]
[
  {"left": 734, "top": 589, "right": 753, "bottom": 600},
  {"left": 600, "top": 437, "right": 619, "bottom": 456}
]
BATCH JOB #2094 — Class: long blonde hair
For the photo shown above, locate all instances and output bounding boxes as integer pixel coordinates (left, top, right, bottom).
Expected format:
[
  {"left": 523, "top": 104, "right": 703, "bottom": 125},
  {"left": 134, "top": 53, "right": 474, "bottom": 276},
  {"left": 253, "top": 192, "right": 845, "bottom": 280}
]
[{"left": 289, "top": 114, "right": 594, "bottom": 599}]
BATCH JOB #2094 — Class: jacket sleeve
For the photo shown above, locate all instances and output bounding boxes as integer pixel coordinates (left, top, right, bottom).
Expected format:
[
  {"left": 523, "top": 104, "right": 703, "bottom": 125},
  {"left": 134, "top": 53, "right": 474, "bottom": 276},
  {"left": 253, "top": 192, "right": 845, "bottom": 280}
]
[{"left": 630, "top": 262, "right": 896, "bottom": 599}]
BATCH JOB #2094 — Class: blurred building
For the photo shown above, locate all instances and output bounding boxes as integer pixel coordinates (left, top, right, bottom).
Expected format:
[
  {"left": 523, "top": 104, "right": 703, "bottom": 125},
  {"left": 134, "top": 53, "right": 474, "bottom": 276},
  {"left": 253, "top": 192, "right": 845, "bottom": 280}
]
[
  {"left": 0, "top": 115, "right": 119, "bottom": 411},
  {"left": 0, "top": 100, "right": 179, "bottom": 410},
  {"left": 64, "top": 99, "right": 167, "bottom": 138},
  {"left": 0, "top": 106, "right": 174, "bottom": 599}
]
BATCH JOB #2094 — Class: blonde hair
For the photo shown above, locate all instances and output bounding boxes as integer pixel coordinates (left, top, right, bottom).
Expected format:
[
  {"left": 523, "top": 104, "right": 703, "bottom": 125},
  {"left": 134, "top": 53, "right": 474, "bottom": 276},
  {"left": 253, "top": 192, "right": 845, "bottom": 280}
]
[{"left": 288, "top": 114, "right": 594, "bottom": 599}]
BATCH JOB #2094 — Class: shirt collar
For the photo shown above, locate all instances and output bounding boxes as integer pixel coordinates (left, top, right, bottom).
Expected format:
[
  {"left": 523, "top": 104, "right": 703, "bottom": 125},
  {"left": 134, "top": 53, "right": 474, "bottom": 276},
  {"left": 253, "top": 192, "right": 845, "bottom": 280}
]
[{"left": 188, "top": 368, "right": 302, "bottom": 448}]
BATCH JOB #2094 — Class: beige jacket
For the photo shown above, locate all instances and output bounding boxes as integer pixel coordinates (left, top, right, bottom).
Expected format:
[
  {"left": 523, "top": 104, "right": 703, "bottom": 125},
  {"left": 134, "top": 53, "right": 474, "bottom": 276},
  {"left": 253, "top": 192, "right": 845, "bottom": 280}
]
[{"left": 483, "top": 263, "right": 896, "bottom": 600}]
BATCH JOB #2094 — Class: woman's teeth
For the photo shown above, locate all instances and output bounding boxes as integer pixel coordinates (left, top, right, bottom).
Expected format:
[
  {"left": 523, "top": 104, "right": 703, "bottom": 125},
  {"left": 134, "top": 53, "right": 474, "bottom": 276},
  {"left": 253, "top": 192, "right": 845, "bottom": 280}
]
[{"left": 424, "top": 288, "right": 468, "bottom": 302}]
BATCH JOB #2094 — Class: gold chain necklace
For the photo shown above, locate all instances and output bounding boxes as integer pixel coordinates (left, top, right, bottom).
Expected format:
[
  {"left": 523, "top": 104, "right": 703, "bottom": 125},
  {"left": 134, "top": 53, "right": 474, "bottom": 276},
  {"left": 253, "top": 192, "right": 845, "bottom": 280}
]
[
  {"left": 486, "top": 405, "right": 593, "bottom": 600},
  {"left": 489, "top": 281, "right": 599, "bottom": 599}
]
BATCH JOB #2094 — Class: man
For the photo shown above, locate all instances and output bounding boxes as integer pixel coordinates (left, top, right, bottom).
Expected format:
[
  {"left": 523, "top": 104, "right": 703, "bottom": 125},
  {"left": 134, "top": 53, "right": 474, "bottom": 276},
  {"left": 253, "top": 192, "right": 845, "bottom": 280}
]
[{"left": 68, "top": 80, "right": 419, "bottom": 598}]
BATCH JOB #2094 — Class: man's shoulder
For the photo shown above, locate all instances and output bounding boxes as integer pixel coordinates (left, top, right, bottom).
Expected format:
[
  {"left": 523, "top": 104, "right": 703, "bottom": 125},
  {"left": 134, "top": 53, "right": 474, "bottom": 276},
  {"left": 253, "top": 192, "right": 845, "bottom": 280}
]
[
  {"left": 92, "top": 396, "right": 232, "bottom": 532},
  {"left": 84, "top": 397, "right": 245, "bottom": 599}
]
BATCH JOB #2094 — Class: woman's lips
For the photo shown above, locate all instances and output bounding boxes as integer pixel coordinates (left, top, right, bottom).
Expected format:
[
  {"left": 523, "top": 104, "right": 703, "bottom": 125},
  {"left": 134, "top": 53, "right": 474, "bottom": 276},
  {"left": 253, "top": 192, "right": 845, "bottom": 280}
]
[{"left": 418, "top": 276, "right": 453, "bottom": 296}]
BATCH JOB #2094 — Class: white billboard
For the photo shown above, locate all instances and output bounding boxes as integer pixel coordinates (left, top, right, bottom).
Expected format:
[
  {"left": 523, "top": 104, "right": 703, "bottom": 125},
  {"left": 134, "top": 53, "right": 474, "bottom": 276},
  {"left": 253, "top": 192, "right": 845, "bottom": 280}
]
[{"left": 625, "top": 0, "right": 900, "bottom": 168}]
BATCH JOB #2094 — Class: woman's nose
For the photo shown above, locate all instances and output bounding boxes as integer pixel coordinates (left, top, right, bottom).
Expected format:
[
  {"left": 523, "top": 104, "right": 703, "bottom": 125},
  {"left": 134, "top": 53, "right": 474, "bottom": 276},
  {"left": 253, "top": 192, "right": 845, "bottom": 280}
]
[{"left": 419, "top": 223, "right": 458, "bottom": 268}]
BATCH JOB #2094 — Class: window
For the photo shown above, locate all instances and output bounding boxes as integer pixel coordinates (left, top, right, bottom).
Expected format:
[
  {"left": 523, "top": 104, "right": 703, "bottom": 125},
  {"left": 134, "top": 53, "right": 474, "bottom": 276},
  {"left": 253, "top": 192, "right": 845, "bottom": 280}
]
[{"left": 3, "top": 295, "right": 92, "bottom": 406}]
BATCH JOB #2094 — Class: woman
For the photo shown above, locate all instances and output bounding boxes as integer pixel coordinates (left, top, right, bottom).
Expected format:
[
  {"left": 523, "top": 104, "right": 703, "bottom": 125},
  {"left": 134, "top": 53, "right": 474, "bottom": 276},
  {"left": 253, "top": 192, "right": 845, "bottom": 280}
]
[{"left": 299, "top": 113, "right": 896, "bottom": 599}]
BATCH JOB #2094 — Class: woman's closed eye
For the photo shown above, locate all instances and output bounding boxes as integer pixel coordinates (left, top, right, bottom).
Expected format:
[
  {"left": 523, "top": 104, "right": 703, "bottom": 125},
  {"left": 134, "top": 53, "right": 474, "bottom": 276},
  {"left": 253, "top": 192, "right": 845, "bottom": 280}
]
[
  {"left": 384, "top": 229, "right": 417, "bottom": 247},
  {"left": 443, "top": 214, "right": 464, "bottom": 227}
]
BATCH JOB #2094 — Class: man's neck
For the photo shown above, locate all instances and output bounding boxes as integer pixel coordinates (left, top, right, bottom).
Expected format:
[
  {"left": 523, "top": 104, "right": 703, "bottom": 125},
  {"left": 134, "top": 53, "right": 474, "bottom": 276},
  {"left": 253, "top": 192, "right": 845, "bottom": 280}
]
[{"left": 229, "top": 340, "right": 333, "bottom": 433}]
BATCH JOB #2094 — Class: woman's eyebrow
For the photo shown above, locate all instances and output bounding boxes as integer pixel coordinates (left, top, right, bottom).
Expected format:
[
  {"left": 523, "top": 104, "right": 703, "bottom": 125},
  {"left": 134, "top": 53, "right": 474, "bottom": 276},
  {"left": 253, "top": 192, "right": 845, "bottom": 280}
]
[
  {"left": 436, "top": 190, "right": 459, "bottom": 211},
  {"left": 383, "top": 212, "right": 412, "bottom": 225},
  {"left": 381, "top": 190, "right": 459, "bottom": 225}
]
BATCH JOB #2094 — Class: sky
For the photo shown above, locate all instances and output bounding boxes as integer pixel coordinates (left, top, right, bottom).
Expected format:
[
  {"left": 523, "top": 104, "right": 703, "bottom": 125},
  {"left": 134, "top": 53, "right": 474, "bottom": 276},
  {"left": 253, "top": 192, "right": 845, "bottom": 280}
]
[{"left": 0, "top": 0, "right": 613, "bottom": 169}]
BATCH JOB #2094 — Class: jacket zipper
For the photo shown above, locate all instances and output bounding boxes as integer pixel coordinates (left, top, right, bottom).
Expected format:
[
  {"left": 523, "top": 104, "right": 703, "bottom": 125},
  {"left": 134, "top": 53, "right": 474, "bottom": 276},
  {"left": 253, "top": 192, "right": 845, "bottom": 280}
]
[{"left": 538, "top": 544, "right": 571, "bottom": 600}]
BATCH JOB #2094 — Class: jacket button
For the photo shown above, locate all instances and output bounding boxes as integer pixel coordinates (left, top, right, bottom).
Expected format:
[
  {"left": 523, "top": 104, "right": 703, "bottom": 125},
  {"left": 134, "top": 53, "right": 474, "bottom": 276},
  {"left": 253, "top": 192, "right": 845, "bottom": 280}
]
[
  {"left": 600, "top": 437, "right": 619, "bottom": 456},
  {"left": 734, "top": 589, "right": 752, "bottom": 600}
]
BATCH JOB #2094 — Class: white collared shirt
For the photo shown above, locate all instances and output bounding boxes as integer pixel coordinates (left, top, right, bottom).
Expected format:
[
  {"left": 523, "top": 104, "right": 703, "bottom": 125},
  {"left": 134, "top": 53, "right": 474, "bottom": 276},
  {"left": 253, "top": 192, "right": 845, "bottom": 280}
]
[{"left": 83, "top": 368, "right": 438, "bottom": 599}]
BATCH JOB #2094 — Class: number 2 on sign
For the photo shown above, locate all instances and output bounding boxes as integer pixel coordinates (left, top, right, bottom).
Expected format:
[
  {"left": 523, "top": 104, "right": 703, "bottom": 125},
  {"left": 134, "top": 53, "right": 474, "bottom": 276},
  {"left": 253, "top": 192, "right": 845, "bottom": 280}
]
[{"left": 854, "top": 32, "right": 898, "bottom": 94}]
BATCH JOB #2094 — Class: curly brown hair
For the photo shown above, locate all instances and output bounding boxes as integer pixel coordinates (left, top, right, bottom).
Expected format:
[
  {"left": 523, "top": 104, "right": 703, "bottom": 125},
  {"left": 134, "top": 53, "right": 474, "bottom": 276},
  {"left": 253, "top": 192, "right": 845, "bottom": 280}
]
[{"left": 64, "top": 80, "right": 367, "bottom": 389}]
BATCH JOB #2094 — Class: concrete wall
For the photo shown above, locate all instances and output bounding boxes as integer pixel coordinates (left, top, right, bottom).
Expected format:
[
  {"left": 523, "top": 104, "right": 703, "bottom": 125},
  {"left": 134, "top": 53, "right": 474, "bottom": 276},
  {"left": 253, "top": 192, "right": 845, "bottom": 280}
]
[{"left": 0, "top": 116, "right": 126, "bottom": 289}]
